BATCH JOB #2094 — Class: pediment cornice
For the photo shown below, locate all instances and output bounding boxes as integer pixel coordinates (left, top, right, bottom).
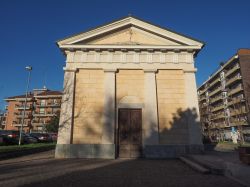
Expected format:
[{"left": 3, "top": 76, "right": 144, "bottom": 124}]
[{"left": 57, "top": 16, "right": 204, "bottom": 53}]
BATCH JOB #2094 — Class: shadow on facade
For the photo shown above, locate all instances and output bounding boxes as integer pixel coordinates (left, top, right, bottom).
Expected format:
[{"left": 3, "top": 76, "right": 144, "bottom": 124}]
[
  {"left": 144, "top": 107, "right": 203, "bottom": 158},
  {"left": 57, "top": 77, "right": 116, "bottom": 158},
  {"left": 57, "top": 75, "right": 203, "bottom": 158}
]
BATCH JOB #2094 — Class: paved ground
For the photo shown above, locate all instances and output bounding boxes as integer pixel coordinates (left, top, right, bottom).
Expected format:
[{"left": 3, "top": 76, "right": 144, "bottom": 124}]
[
  {"left": 189, "top": 150, "right": 250, "bottom": 186},
  {"left": 0, "top": 150, "right": 242, "bottom": 187}
]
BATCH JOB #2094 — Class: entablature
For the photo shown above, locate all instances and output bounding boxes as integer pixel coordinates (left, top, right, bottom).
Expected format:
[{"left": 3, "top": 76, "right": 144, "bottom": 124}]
[{"left": 65, "top": 49, "right": 195, "bottom": 64}]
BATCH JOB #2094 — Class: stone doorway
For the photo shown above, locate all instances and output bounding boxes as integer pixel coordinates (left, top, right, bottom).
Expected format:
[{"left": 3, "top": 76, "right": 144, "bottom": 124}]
[{"left": 118, "top": 109, "right": 142, "bottom": 158}]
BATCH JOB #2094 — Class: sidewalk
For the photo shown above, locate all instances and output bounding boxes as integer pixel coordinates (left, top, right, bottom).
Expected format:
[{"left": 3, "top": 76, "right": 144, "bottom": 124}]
[
  {"left": 187, "top": 150, "right": 250, "bottom": 186},
  {"left": 0, "top": 150, "right": 55, "bottom": 165}
]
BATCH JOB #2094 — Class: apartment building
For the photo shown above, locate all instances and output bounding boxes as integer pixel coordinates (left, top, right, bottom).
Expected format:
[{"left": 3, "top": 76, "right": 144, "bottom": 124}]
[
  {"left": 0, "top": 112, "right": 6, "bottom": 129},
  {"left": 198, "top": 49, "right": 250, "bottom": 141},
  {"left": 4, "top": 88, "right": 62, "bottom": 132}
]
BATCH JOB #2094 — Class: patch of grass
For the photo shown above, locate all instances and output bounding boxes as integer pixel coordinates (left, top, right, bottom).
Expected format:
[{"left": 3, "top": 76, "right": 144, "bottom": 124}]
[
  {"left": 0, "top": 143, "right": 56, "bottom": 153},
  {"left": 218, "top": 141, "right": 250, "bottom": 147}
]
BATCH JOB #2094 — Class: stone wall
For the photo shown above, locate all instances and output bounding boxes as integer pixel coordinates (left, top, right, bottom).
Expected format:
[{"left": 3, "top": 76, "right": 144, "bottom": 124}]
[
  {"left": 73, "top": 69, "right": 105, "bottom": 144},
  {"left": 116, "top": 70, "right": 144, "bottom": 103},
  {"left": 156, "top": 70, "right": 188, "bottom": 144}
]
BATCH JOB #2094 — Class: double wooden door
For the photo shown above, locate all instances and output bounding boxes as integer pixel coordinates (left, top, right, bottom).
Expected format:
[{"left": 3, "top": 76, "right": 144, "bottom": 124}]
[{"left": 118, "top": 109, "right": 142, "bottom": 158}]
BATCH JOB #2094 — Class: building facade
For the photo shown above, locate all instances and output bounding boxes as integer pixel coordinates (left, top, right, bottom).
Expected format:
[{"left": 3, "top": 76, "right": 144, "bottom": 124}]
[
  {"left": 56, "top": 16, "right": 204, "bottom": 159},
  {"left": 198, "top": 49, "right": 250, "bottom": 141},
  {"left": 4, "top": 88, "right": 62, "bottom": 132},
  {"left": 0, "top": 112, "right": 6, "bottom": 129}
]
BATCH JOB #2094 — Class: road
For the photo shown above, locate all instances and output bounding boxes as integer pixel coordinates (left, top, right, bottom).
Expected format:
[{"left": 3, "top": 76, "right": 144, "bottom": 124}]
[{"left": 0, "top": 150, "right": 242, "bottom": 187}]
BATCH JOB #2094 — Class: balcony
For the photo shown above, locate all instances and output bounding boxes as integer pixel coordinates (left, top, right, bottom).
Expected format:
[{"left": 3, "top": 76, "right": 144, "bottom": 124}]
[
  {"left": 230, "top": 108, "right": 247, "bottom": 117},
  {"left": 209, "top": 86, "right": 221, "bottom": 97},
  {"left": 209, "top": 77, "right": 220, "bottom": 88},
  {"left": 33, "top": 112, "right": 56, "bottom": 117},
  {"left": 226, "top": 74, "right": 242, "bottom": 86},
  {"left": 12, "top": 121, "right": 30, "bottom": 127},
  {"left": 36, "top": 103, "right": 61, "bottom": 108},
  {"left": 228, "top": 97, "right": 244, "bottom": 106},
  {"left": 230, "top": 120, "right": 247, "bottom": 126},
  {"left": 198, "top": 88, "right": 207, "bottom": 96},
  {"left": 211, "top": 105, "right": 224, "bottom": 112},
  {"left": 13, "top": 123, "right": 29, "bottom": 127},
  {"left": 211, "top": 113, "right": 225, "bottom": 120},
  {"left": 15, "top": 104, "right": 32, "bottom": 110},
  {"left": 200, "top": 102, "right": 208, "bottom": 109},
  {"left": 210, "top": 122, "right": 223, "bottom": 129},
  {"left": 212, "top": 122, "right": 227, "bottom": 128},
  {"left": 14, "top": 112, "right": 32, "bottom": 117},
  {"left": 210, "top": 95, "right": 223, "bottom": 104},
  {"left": 32, "top": 120, "right": 50, "bottom": 125},
  {"left": 226, "top": 64, "right": 240, "bottom": 77},
  {"left": 228, "top": 85, "right": 243, "bottom": 96},
  {"left": 199, "top": 95, "right": 207, "bottom": 101},
  {"left": 50, "top": 103, "right": 61, "bottom": 107}
]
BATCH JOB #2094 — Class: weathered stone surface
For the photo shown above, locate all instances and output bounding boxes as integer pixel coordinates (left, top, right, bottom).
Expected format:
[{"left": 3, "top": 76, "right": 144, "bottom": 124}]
[
  {"left": 55, "top": 144, "right": 115, "bottom": 159},
  {"left": 144, "top": 145, "right": 204, "bottom": 158}
]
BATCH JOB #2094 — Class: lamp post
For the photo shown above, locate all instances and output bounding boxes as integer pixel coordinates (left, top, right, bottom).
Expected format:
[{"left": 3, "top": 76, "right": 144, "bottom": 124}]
[{"left": 18, "top": 66, "right": 32, "bottom": 146}]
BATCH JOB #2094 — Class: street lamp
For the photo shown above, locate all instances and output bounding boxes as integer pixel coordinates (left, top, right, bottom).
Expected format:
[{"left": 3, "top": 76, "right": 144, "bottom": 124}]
[{"left": 18, "top": 66, "right": 32, "bottom": 146}]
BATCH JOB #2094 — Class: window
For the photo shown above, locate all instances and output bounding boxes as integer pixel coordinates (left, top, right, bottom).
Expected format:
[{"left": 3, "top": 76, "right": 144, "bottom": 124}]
[
  {"left": 39, "top": 108, "right": 45, "bottom": 114},
  {"left": 225, "top": 108, "right": 230, "bottom": 118},
  {"left": 224, "top": 99, "right": 228, "bottom": 106},
  {"left": 53, "top": 99, "right": 58, "bottom": 104},
  {"left": 41, "top": 100, "right": 46, "bottom": 106},
  {"left": 220, "top": 72, "right": 225, "bottom": 80},
  {"left": 222, "top": 91, "right": 227, "bottom": 98},
  {"left": 221, "top": 80, "right": 226, "bottom": 89},
  {"left": 237, "top": 94, "right": 244, "bottom": 99}
]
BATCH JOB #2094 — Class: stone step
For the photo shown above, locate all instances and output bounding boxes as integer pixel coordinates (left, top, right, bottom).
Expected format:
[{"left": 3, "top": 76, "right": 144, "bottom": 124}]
[
  {"left": 179, "top": 156, "right": 210, "bottom": 174},
  {"left": 187, "top": 155, "right": 225, "bottom": 175}
]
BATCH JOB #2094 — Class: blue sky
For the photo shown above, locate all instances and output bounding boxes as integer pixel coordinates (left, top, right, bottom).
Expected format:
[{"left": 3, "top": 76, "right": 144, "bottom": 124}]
[{"left": 0, "top": 0, "right": 249, "bottom": 109}]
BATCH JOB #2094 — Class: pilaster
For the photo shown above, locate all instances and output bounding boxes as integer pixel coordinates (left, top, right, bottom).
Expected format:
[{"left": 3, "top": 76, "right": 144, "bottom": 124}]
[
  {"left": 101, "top": 69, "right": 117, "bottom": 144},
  {"left": 143, "top": 69, "right": 159, "bottom": 145},
  {"left": 183, "top": 70, "right": 202, "bottom": 145},
  {"left": 57, "top": 68, "right": 77, "bottom": 144}
]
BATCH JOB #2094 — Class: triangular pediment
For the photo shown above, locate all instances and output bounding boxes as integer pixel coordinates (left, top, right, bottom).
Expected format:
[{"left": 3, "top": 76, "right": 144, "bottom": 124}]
[
  {"left": 77, "top": 26, "right": 182, "bottom": 46},
  {"left": 57, "top": 16, "right": 204, "bottom": 49}
]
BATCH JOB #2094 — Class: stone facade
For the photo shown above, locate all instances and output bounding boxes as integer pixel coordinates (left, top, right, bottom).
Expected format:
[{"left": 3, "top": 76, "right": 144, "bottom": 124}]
[{"left": 55, "top": 16, "right": 204, "bottom": 158}]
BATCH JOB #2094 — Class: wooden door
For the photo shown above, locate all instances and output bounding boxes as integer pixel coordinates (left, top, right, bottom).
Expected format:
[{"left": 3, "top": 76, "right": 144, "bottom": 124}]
[{"left": 118, "top": 109, "right": 142, "bottom": 158}]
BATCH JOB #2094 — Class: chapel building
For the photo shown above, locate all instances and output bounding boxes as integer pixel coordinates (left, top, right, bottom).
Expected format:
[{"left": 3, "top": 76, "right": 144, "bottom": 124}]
[{"left": 55, "top": 16, "right": 204, "bottom": 158}]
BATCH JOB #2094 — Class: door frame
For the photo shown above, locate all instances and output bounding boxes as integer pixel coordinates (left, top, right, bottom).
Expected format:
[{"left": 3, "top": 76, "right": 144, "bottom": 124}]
[{"left": 115, "top": 103, "right": 144, "bottom": 158}]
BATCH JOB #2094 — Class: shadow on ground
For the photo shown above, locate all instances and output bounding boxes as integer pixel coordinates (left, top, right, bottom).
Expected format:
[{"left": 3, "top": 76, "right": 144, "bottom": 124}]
[{"left": 0, "top": 158, "right": 241, "bottom": 187}]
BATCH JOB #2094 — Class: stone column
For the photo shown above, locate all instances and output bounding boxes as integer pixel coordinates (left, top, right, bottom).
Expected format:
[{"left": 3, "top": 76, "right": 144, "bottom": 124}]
[
  {"left": 101, "top": 69, "right": 116, "bottom": 144},
  {"left": 57, "top": 68, "right": 76, "bottom": 145},
  {"left": 144, "top": 69, "right": 159, "bottom": 145},
  {"left": 184, "top": 70, "right": 202, "bottom": 145}
]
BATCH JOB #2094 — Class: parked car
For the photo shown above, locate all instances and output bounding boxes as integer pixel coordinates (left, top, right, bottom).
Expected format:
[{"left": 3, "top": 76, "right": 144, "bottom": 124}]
[
  {"left": 29, "top": 133, "right": 53, "bottom": 142},
  {"left": 49, "top": 133, "right": 58, "bottom": 142},
  {"left": 0, "top": 130, "right": 20, "bottom": 144},
  {"left": 22, "top": 133, "right": 38, "bottom": 144},
  {"left": 0, "top": 135, "right": 3, "bottom": 144}
]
